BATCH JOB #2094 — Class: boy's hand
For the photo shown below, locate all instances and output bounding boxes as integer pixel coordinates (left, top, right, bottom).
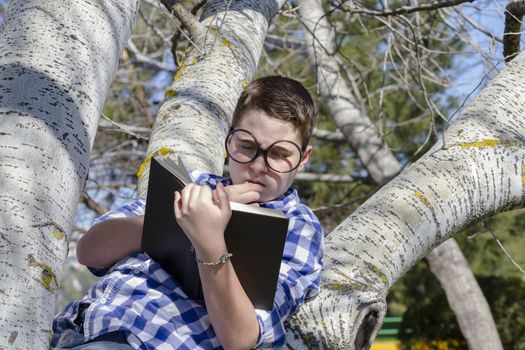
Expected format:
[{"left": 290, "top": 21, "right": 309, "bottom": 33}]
[
  {"left": 219, "top": 182, "right": 263, "bottom": 204},
  {"left": 174, "top": 183, "right": 231, "bottom": 253}
]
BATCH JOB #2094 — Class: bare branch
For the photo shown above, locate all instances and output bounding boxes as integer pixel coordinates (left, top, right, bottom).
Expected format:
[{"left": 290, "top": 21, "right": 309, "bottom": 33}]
[
  {"left": 312, "top": 128, "right": 344, "bottom": 141},
  {"left": 171, "top": 3, "right": 206, "bottom": 43},
  {"left": 451, "top": 7, "right": 502, "bottom": 43},
  {"left": 488, "top": 229, "right": 525, "bottom": 274},
  {"left": 294, "top": 172, "right": 367, "bottom": 183},
  {"left": 336, "top": 0, "right": 475, "bottom": 17},
  {"left": 158, "top": 2, "right": 206, "bottom": 55},
  {"left": 99, "top": 115, "right": 150, "bottom": 141},
  {"left": 80, "top": 192, "right": 108, "bottom": 216},
  {"left": 126, "top": 39, "right": 176, "bottom": 72}
]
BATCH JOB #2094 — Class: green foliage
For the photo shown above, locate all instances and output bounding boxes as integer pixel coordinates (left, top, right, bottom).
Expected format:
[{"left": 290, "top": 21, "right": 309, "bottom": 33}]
[
  {"left": 477, "top": 275, "right": 525, "bottom": 349},
  {"left": 454, "top": 209, "right": 525, "bottom": 279}
]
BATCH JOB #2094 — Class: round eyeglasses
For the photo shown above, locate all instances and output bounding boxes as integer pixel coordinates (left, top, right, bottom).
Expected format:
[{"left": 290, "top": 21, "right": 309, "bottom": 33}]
[{"left": 225, "top": 129, "right": 304, "bottom": 173}]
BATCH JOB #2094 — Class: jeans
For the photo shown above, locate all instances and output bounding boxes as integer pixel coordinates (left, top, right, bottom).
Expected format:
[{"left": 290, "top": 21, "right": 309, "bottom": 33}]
[{"left": 50, "top": 330, "right": 133, "bottom": 350}]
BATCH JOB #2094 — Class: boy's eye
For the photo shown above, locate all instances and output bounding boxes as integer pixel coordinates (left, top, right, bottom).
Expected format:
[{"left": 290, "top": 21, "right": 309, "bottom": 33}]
[
  {"left": 239, "top": 141, "right": 256, "bottom": 150},
  {"left": 269, "top": 148, "right": 291, "bottom": 159}
]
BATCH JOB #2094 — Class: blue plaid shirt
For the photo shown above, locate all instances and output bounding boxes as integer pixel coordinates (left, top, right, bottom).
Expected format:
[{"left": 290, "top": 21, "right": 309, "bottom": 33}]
[{"left": 52, "top": 171, "right": 323, "bottom": 349}]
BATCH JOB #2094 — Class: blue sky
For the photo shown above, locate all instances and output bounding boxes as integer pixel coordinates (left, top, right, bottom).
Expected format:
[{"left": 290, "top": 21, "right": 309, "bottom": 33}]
[{"left": 445, "top": 1, "right": 510, "bottom": 111}]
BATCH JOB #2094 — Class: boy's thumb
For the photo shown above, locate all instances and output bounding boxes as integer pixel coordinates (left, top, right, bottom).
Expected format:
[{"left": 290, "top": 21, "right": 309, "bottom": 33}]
[{"left": 216, "top": 183, "right": 230, "bottom": 210}]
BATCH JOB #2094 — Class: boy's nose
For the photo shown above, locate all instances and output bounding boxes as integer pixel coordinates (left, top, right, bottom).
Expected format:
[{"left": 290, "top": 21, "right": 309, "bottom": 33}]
[{"left": 250, "top": 153, "right": 269, "bottom": 173}]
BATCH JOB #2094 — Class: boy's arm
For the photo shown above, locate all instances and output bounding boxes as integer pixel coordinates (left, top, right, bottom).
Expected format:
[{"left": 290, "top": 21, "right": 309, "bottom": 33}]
[
  {"left": 76, "top": 215, "right": 144, "bottom": 268},
  {"left": 174, "top": 183, "right": 259, "bottom": 350}
]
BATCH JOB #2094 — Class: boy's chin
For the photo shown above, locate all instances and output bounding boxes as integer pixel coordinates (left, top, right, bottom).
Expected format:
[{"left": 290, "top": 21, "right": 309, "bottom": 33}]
[{"left": 259, "top": 192, "right": 281, "bottom": 203}]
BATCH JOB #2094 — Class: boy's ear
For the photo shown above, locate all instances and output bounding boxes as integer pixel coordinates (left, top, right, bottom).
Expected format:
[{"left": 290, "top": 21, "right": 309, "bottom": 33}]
[{"left": 297, "top": 145, "right": 313, "bottom": 172}]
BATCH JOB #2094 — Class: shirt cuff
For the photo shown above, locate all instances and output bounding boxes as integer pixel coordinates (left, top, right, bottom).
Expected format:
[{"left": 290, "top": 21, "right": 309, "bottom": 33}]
[{"left": 254, "top": 309, "right": 270, "bottom": 348}]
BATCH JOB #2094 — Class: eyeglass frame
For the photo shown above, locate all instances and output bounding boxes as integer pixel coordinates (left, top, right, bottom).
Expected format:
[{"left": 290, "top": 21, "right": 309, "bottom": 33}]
[{"left": 224, "top": 128, "right": 305, "bottom": 173}]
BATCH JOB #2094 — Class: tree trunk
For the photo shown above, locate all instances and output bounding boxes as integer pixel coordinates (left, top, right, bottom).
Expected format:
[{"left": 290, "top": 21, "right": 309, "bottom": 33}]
[
  {"left": 0, "top": 1, "right": 138, "bottom": 348},
  {"left": 137, "top": 0, "right": 286, "bottom": 196},
  {"left": 285, "top": 15, "right": 525, "bottom": 350},
  {"left": 296, "top": 1, "right": 503, "bottom": 349},
  {"left": 426, "top": 238, "right": 502, "bottom": 350}
]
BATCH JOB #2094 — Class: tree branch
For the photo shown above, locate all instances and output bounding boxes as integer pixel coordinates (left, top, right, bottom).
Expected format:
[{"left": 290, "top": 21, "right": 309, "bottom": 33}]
[
  {"left": 169, "top": 0, "right": 208, "bottom": 62},
  {"left": 503, "top": 0, "right": 525, "bottom": 62},
  {"left": 312, "top": 128, "right": 344, "bottom": 141},
  {"left": 162, "top": 2, "right": 206, "bottom": 53},
  {"left": 335, "top": 0, "right": 475, "bottom": 17},
  {"left": 80, "top": 192, "right": 108, "bottom": 216}
]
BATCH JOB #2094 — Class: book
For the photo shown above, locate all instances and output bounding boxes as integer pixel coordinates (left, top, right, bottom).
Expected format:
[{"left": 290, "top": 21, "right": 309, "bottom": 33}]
[{"left": 141, "top": 156, "right": 289, "bottom": 310}]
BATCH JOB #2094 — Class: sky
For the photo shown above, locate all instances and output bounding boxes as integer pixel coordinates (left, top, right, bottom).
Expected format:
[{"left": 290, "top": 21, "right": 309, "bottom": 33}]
[{"left": 445, "top": 0, "right": 511, "bottom": 113}]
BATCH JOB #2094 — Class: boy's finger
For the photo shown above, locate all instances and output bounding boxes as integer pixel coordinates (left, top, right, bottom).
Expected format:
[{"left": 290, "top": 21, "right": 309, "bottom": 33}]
[
  {"left": 216, "top": 183, "right": 231, "bottom": 211},
  {"left": 187, "top": 183, "right": 201, "bottom": 208},
  {"left": 226, "top": 189, "right": 260, "bottom": 204},
  {"left": 180, "top": 184, "right": 194, "bottom": 213},
  {"left": 237, "top": 191, "right": 260, "bottom": 204},
  {"left": 240, "top": 182, "right": 264, "bottom": 192},
  {"left": 228, "top": 182, "right": 263, "bottom": 195},
  {"left": 198, "top": 185, "right": 212, "bottom": 202},
  {"left": 212, "top": 188, "right": 219, "bottom": 203},
  {"left": 173, "top": 191, "right": 181, "bottom": 218}
]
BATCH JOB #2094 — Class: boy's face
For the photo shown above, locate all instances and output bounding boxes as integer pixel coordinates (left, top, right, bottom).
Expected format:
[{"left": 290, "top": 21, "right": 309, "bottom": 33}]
[{"left": 228, "top": 109, "right": 312, "bottom": 202}]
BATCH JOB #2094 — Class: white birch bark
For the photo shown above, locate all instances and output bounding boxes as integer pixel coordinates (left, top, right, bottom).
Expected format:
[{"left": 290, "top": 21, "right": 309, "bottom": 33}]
[
  {"left": 0, "top": 1, "right": 138, "bottom": 348},
  {"left": 285, "top": 27, "right": 525, "bottom": 350},
  {"left": 137, "top": 0, "right": 286, "bottom": 196},
  {"left": 296, "top": 1, "right": 502, "bottom": 349}
]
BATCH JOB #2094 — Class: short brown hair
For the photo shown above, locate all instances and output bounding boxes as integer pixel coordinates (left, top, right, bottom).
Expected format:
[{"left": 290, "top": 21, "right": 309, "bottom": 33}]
[{"left": 231, "top": 76, "right": 317, "bottom": 148}]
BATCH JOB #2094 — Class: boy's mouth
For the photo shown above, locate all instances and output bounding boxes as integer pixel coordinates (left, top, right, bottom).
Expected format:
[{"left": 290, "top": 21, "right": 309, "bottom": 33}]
[{"left": 246, "top": 179, "right": 265, "bottom": 187}]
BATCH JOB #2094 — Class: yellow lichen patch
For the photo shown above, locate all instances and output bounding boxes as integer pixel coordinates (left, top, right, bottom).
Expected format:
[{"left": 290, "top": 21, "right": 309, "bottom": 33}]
[
  {"left": 165, "top": 87, "right": 177, "bottom": 98},
  {"left": 366, "top": 262, "right": 389, "bottom": 285},
  {"left": 522, "top": 166, "right": 525, "bottom": 185},
  {"left": 51, "top": 227, "right": 65, "bottom": 240},
  {"left": 173, "top": 68, "right": 182, "bottom": 82},
  {"left": 136, "top": 157, "right": 151, "bottom": 179},
  {"left": 241, "top": 79, "right": 248, "bottom": 88},
  {"left": 173, "top": 59, "right": 186, "bottom": 82},
  {"left": 137, "top": 148, "right": 173, "bottom": 179},
  {"left": 415, "top": 191, "right": 433, "bottom": 209},
  {"left": 31, "top": 221, "right": 66, "bottom": 241},
  {"left": 191, "top": 57, "right": 197, "bottom": 65},
  {"left": 158, "top": 147, "right": 170, "bottom": 156},
  {"left": 324, "top": 281, "right": 365, "bottom": 292},
  {"left": 459, "top": 139, "right": 519, "bottom": 150},
  {"left": 27, "top": 254, "right": 59, "bottom": 292},
  {"left": 222, "top": 37, "right": 232, "bottom": 48}
]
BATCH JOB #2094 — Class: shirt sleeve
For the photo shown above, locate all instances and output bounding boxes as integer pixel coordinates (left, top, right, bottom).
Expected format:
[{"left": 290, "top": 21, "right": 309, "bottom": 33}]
[
  {"left": 87, "top": 197, "right": 146, "bottom": 277},
  {"left": 254, "top": 208, "right": 324, "bottom": 348}
]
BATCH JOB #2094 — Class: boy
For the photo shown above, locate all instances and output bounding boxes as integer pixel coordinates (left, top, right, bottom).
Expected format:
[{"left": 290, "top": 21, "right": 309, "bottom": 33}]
[{"left": 51, "top": 76, "right": 324, "bottom": 349}]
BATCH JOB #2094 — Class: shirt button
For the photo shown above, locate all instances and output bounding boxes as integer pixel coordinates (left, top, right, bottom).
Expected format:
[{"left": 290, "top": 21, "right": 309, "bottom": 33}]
[{"left": 99, "top": 297, "right": 106, "bottom": 304}]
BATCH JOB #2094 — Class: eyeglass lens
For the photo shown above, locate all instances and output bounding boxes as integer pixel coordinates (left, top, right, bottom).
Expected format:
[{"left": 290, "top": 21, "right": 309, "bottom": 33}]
[{"left": 226, "top": 129, "right": 302, "bottom": 173}]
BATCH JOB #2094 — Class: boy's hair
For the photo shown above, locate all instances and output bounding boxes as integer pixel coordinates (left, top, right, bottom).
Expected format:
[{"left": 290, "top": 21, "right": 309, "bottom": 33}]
[{"left": 231, "top": 76, "right": 317, "bottom": 148}]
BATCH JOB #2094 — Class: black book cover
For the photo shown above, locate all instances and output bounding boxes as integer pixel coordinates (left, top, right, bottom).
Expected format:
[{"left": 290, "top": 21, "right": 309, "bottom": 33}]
[{"left": 141, "top": 156, "right": 289, "bottom": 310}]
